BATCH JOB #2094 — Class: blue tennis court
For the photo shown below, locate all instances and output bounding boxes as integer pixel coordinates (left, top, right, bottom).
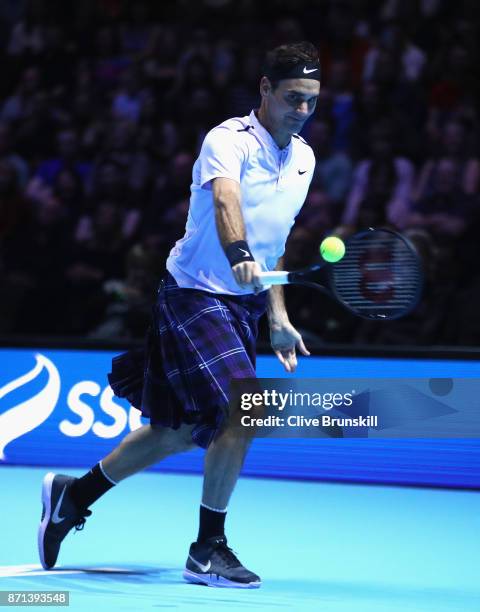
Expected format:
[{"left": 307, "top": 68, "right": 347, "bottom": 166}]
[{"left": 1, "top": 465, "right": 479, "bottom": 612}]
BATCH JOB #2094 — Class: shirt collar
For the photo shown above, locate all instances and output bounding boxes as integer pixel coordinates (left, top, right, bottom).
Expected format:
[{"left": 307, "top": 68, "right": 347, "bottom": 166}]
[{"left": 249, "top": 110, "right": 292, "bottom": 152}]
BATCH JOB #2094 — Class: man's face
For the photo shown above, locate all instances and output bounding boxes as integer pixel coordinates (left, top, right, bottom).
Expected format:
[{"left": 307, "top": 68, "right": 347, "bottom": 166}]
[{"left": 262, "top": 77, "right": 320, "bottom": 135}]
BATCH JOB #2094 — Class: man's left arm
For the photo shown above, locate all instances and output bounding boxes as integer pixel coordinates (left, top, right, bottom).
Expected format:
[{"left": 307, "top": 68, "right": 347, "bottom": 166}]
[{"left": 266, "top": 257, "right": 310, "bottom": 373}]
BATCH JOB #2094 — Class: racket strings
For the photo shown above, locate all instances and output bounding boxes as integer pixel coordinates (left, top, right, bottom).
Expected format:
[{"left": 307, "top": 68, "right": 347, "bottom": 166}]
[{"left": 330, "top": 232, "right": 422, "bottom": 319}]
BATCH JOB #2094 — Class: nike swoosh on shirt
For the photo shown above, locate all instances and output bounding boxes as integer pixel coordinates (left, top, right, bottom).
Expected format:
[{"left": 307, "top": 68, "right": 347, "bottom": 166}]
[
  {"left": 51, "top": 485, "right": 67, "bottom": 524},
  {"left": 298, "top": 170, "right": 307, "bottom": 175},
  {"left": 189, "top": 555, "right": 211, "bottom": 573},
  {"left": 303, "top": 67, "right": 318, "bottom": 74}
]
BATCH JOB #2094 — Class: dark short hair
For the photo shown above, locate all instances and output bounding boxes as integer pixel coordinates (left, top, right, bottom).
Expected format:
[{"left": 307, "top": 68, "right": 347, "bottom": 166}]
[{"left": 263, "top": 41, "right": 319, "bottom": 88}]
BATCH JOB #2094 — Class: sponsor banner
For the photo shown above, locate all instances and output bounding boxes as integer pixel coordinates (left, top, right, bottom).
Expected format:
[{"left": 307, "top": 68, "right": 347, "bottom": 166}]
[
  {"left": 1, "top": 348, "right": 480, "bottom": 487},
  {"left": 0, "top": 349, "right": 148, "bottom": 466},
  {"left": 229, "top": 378, "right": 480, "bottom": 438}
]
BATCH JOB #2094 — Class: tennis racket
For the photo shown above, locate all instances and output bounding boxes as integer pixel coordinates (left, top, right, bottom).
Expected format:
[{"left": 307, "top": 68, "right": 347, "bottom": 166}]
[{"left": 258, "top": 228, "right": 423, "bottom": 320}]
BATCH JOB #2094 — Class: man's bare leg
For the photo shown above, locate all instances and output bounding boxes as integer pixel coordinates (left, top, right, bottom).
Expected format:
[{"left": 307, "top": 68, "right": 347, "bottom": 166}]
[
  {"left": 102, "top": 423, "right": 196, "bottom": 482},
  {"left": 65, "top": 423, "right": 196, "bottom": 512},
  {"left": 202, "top": 424, "right": 252, "bottom": 509},
  {"left": 38, "top": 422, "right": 196, "bottom": 570},
  {"left": 184, "top": 423, "right": 260, "bottom": 587}
]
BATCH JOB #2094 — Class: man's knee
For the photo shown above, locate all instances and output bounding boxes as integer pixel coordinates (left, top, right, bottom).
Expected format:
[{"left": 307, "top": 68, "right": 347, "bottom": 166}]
[
  {"left": 211, "top": 422, "right": 254, "bottom": 452},
  {"left": 151, "top": 423, "right": 196, "bottom": 452}
]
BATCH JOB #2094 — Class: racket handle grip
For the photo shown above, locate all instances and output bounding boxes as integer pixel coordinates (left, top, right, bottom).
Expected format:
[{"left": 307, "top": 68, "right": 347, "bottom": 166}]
[{"left": 257, "top": 271, "right": 289, "bottom": 285}]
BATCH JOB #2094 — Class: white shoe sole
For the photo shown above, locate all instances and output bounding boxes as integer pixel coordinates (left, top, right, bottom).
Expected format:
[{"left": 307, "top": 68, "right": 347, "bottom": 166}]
[
  {"left": 183, "top": 568, "right": 261, "bottom": 588},
  {"left": 37, "top": 472, "right": 56, "bottom": 570}
]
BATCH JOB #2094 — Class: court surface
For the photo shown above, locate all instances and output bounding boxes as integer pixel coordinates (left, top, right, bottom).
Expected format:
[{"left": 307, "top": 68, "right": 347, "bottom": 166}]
[{"left": 1, "top": 466, "right": 479, "bottom": 612}]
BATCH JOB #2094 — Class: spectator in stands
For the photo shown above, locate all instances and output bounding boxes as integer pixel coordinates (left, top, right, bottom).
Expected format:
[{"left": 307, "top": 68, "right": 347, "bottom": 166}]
[
  {"left": 226, "top": 50, "right": 261, "bottom": 117},
  {"left": 99, "top": 120, "right": 152, "bottom": 202},
  {"left": 210, "top": 39, "right": 236, "bottom": 107},
  {"left": 93, "top": 27, "right": 130, "bottom": 92},
  {"left": 143, "top": 151, "right": 193, "bottom": 241},
  {"left": 181, "top": 87, "right": 218, "bottom": 152},
  {"left": 151, "top": 120, "right": 179, "bottom": 165},
  {"left": 66, "top": 201, "right": 130, "bottom": 333},
  {"left": 409, "top": 157, "right": 473, "bottom": 242},
  {"left": 428, "top": 44, "right": 477, "bottom": 116},
  {"left": 363, "top": 20, "right": 426, "bottom": 84},
  {"left": 328, "top": 59, "right": 356, "bottom": 152},
  {"left": 89, "top": 241, "right": 161, "bottom": 339},
  {"left": 1, "top": 66, "right": 41, "bottom": 123},
  {"left": 293, "top": 188, "right": 335, "bottom": 242},
  {"left": 313, "top": 86, "right": 334, "bottom": 125},
  {"left": 40, "top": 24, "right": 75, "bottom": 93},
  {"left": 413, "top": 120, "right": 479, "bottom": 201},
  {"left": 408, "top": 156, "right": 475, "bottom": 315},
  {"left": 13, "top": 88, "right": 57, "bottom": 162},
  {"left": 177, "top": 27, "right": 211, "bottom": 68},
  {"left": 318, "top": 1, "right": 371, "bottom": 89},
  {"left": 0, "top": 159, "right": 30, "bottom": 247},
  {"left": 6, "top": 0, "right": 46, "bottom": 59},
  {"left": 119, "top": 1, "right": 154, "bottom": 57},
  {"left": 53, "top": 168, "right": 85, "bottom": 220},
  {"left": 0, "top": 121, "right": 29, "bottom": 187},
  {"left": 351, "top": 80, "right": 420, "bottom": 161},
  {"left": 35, "top": 127, "right": 92, "bottom": 187},
  {"left": 339, "top": 121, "right": 415, "bottom": 232},
  {"left": 309, "top": 120, "right": 352, "bottom": 213},
  {"left": 112, "top": 69, "right": 148, "bottom": 123},
  {"left": 141, "top": 25, "right": 179, "bottom": 93},
  {"left": 0, "top": 158, "right": 32, "bottom": 333},
  {"left": 166, "top": 54, "right": 214, "bottom": 125},
  {"left": 3, "top": 175, "right": 71, "bottom": 334},
  {"left": 83, "top": 157, "right": 141, "bottom": 241}
]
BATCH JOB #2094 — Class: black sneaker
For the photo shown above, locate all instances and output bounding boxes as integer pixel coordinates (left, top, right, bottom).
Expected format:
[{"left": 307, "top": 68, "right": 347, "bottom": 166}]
[
  {"left": 183, "top": 536, "right": 261, "bottom": 588},
  {"left": 38, "top": 472, "right": 91, "bottom": 570}
]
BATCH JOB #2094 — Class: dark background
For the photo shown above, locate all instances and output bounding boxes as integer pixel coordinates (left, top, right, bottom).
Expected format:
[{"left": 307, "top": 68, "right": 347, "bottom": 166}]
[{"left": 0, "top": 0, "right": 478, "bottom": 347}]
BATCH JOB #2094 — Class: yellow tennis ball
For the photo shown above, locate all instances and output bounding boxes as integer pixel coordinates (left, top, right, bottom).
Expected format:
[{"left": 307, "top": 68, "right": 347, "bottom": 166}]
[{"left": 320, "top": 236, "right": 345, "bottom": 263}]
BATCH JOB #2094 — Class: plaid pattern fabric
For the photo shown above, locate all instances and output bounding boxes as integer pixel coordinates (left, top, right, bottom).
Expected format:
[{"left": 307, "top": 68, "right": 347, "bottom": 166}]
[{"left": 108, "top": 272, "right": 267, "bottom": 448}]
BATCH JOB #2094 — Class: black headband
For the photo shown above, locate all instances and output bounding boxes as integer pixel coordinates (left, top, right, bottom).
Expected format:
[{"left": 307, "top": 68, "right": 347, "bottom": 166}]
[{"left": 265, "top": 61, "right": 321, "bottom": 82}]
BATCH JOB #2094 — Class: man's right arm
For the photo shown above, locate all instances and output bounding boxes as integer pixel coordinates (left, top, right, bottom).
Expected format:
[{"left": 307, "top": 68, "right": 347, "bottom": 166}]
[{"left": 212, "top": 177, "right": 262, "bottom": 291}]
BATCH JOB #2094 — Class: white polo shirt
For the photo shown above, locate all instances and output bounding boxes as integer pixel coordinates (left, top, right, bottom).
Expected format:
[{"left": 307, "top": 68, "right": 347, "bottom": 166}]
[{"left": 166, "top": 109, "right": 315, "bottom": 294}]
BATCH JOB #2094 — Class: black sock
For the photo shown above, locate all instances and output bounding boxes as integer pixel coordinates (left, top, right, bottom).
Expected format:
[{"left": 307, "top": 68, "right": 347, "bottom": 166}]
[
  {"left": 69, "top": 463, "right": 116, "bottom": 510},
  {"left": 197, "top": 504, "right": 227, "bottom": 543}
]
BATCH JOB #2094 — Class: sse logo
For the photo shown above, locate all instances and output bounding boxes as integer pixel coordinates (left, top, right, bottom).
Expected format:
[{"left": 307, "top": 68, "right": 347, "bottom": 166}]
[{"left": 0, "top": 353, "right": 144, "bottom": 460}]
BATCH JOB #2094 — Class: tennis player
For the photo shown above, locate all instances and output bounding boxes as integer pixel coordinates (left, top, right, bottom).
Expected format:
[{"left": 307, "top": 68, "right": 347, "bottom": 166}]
[{"left": 38, "top": 41, "right": 320, "bottom": 588}]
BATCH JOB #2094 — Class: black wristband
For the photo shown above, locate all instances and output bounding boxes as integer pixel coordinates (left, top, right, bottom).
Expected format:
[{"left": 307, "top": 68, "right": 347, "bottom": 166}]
[{"left": 225, "top": 241, "right": 255, "bottom": 267}]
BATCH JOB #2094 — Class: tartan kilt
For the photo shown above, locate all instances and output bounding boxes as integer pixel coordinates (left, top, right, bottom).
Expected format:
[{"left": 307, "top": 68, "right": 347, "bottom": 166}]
[{"left": 108, "top": 272, "right": 267, "bottom": 448}]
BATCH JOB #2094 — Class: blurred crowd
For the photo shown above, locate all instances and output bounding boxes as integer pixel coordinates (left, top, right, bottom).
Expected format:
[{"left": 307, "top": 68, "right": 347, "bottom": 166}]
[{"left": 0, "top": 0, "right": 479, "bottom": 346}]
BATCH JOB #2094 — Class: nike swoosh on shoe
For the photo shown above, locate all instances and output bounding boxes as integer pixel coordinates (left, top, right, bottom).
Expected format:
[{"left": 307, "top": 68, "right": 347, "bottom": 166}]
[
  {"left": 51, "top": 485, "right": 67, "bottom": 524},
  {"left": 188, "top": 555, "right": 211, "bottom": 573}
]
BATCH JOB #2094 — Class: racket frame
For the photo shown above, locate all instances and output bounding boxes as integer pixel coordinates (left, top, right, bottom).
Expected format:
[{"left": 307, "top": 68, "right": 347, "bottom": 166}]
[{"left": 257, "top": 228, "right": 423, "bottom": 320}]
